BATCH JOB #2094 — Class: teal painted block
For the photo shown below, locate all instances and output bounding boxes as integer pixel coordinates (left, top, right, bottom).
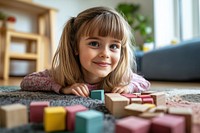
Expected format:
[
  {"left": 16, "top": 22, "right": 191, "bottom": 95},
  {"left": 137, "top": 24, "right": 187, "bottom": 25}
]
[
  {"left": 75, "top": 110, "right": 104, "bottom": 133},
  {"left": 90, "top": 90, "right": 104, "bottom": 101}
]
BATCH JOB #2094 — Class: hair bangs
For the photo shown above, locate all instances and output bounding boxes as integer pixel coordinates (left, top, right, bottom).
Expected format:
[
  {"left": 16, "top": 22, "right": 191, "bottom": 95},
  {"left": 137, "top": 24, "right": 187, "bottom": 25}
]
[{"left": 81, "top": 13, "right": 127, "bottom": 45}]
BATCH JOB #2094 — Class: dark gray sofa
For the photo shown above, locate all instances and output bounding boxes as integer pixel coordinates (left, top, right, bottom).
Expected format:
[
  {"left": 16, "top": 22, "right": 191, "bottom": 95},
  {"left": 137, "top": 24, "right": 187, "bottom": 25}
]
[{"left": 137, "top": 38, "right": 200, "bottom": 81}]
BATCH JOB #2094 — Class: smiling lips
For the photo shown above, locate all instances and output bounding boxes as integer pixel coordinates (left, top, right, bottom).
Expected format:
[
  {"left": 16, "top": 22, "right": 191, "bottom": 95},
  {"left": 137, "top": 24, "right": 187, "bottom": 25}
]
[{"left": 93, "top": 61, "right": 111, "bottom": 67}]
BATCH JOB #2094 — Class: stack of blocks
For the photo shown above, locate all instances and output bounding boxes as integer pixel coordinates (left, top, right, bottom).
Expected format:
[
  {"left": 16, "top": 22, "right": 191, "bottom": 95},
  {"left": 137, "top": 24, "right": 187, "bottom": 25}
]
[
  {"left": 0, "top": 90, "right": 194, "bottom": 133},
  {"left": 104, "top": 91, "right": 193, "bottom": 133}
]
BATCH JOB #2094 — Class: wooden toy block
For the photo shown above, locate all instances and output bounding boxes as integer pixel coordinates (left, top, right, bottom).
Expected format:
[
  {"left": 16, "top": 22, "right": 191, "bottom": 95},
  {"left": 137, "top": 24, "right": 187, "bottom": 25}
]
[
  {"left": 106, "top": 94, "right": 130, "bottom": 118},
  {"left": 151, "top": 114, "right": 185, "bottom": 133},
  {"left": 121, "top": 94, "right": 137, "bottom": 99},
  {"left": 75, "top": 110, "right": 103, "bottom": 133},
  {"left": 132, "top": 93, "right": 141, "bottom": 97},
  {"left": 154, "top": 105, "right": 168, "bottom": 113},
  {"left": 139, "top": 112, "right": 164, "bottom": 119},
  {"left": 150, "top": 92, "right": 166, "bottom": 106},
  {"left": 131, "top": 97, "right": 143, "bottom": 104},
  {"left": 105, "top": 93, "right": 121, "bottom": 113},
  {"left": 168, "top": 107, "right": 193, "bottom": 133},
  {"left": 0, "top": 103, "right": 28, "bottom": 128},
  {"left": 142, "top": 98, "right": 154, "bottom": 104},
  {"left": 115, "top": 116, "right": 151, "bottom": 133},
  {"left": 90, "top": 90, "right": 104, "bottom": 101},
  {"left": 44, "top": 106, "right": 66, "bottom": 132},
  {"left": 29, "top": 101, "right": 49, "bottom": 123},
  {"left": 141, "top": 91, "right": 156, "bottom": 95},
  {"left": 138, "top": 95, "right": 151, "bottom": 99},
  {"left": 125, "top": 103, "right": 149, "bottom": 116},
  {"left": 143, "top": 103, "right": 156, "bottom": 109},
  {"left": 65, "top": 104, "right": 88, "bottom": 131}
]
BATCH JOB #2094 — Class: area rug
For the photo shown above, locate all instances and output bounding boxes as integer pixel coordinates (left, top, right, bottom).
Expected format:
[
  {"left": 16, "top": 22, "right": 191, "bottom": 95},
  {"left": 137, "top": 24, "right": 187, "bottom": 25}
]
[{"left": 0, "top": 86, "right": 200, "bottom": 133}]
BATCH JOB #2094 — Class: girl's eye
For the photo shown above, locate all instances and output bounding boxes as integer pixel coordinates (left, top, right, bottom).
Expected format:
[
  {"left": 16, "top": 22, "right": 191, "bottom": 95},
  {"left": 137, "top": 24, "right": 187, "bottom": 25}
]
[
  {"left": 88, "top": 41, "right": 99, "bottom": 47},
  {"left": 110, "top": 44, "right": 120, "bottom": 50}
]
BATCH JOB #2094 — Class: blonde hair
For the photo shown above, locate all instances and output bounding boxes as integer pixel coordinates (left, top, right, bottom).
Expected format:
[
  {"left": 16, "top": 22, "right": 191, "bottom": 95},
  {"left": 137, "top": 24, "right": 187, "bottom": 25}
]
[{"left": 51, "top": 6, "right": 136, "bottom": 92}]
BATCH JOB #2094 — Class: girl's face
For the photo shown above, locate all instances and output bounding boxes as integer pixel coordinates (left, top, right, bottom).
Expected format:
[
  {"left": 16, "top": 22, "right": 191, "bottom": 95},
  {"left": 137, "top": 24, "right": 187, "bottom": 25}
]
[{"left": 78, "top": 34, "right": 121, "bottom": 84}]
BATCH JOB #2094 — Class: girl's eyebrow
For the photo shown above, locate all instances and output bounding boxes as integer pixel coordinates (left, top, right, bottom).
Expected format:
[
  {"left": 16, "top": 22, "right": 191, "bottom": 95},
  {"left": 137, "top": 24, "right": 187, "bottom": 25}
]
[
  {"left": 85, "top": 37, "right": 100, "bottom": 40},
  {"left": 85, "top": 37, "right": 121, "bottom": 43}
]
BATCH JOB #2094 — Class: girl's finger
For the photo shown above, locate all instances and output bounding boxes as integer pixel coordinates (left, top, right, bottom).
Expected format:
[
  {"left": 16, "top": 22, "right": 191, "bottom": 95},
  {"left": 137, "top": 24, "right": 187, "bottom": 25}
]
[
  {"left": 82, "top": 85, "right": 90, "bottom": 97},
  {"left": 71, "top": 89, "right": 81, "bottom": 96},
  {"left": 76, "top": 87, "right": 87, "bottom": 97}
]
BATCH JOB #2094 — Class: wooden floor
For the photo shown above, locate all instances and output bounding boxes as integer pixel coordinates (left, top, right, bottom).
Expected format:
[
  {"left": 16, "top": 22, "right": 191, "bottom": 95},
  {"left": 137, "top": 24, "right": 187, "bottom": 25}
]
[{"left": 0, "top": 77, "right": 200, "bottom": 89}]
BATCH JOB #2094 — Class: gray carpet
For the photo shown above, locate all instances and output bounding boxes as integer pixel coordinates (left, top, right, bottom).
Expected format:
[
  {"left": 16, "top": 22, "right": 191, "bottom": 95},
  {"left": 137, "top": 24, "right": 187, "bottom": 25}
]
[
  {"left": 0, "top": 86, "right": 114, "bottom": 133},
  {"left": 0, "top": 86, "right": 200, "bottom": 133}
]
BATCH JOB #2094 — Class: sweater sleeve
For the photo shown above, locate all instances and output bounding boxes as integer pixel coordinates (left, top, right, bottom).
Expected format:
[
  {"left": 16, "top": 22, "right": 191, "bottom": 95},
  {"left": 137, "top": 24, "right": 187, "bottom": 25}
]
[
  {"left": 128, "top": 72, "right": 150, "bottom": 93},
  {"left": 20, "top": 69, "right": 62, "bottom": 94}
]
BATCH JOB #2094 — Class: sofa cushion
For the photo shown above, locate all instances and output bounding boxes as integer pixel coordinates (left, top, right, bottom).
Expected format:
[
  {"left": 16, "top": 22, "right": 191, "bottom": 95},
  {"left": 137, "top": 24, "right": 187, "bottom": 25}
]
[{"left": 141, "top": 38, "right": 200, "bottom": 81}]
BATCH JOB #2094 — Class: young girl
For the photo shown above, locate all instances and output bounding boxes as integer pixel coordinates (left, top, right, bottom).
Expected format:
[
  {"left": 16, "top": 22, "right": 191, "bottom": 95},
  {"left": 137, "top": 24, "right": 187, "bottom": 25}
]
[{"left": 20, "top": 6, "right": 150, "bottom": 97}]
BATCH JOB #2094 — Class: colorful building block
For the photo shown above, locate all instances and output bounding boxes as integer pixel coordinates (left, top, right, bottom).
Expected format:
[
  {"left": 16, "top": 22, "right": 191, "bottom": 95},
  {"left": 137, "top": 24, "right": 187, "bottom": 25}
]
[
  {"left": 115, "top": 116, "right": 151, "bottom": 133},
  {"left": 65, "top": 104, "right": 88, "bottom": 131},
  {"left": 105, "top": 93, "right": 130, "bottom": 118},
  {"left": 131, "top": 97, "right": 143, "bottom": 104},
  {"left": 75, "top": 110, "right": 103, "bottom": 133},
  {"left": 138, "top": 95, "right": 151, "bottom": 99},
  {"left": 0, "top": 103, "right": 28, "bottom": 128},
  {"left": 125, "top": 103, "right": 150, "bottom": 116},
  {"left": 90, "top": 90, "right": 104, "bottom": 101},
  {"left": 151, "top": 114, "right": 185, "bottom": 133},
  {"left": 121, "top": 94, "right": 137, "bottom": 99},
  {"left": 168, "top": 107, "right": 193, "bottom": 133},
  {"left": 44, "top": 106, "right": 66, "bottom": 132},
  {"left": 29, "top": 101, "right": 49, "bottom": 123},
  {"left": 139, "top": 112, "right": 164, "bottom": 119},
  {"left": 142, "top": 98, "right": 154, "bottom": 104},
  {"left": 154, "top": 105, "right": 168, "bottom": 113},
  {"left": 150, "top": 92, "right": 166, "bottom": 106}
]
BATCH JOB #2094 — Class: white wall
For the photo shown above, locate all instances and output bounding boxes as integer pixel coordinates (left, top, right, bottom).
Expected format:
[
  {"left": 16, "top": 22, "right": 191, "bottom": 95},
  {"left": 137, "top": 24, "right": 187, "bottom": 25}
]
[{"left": 154, "top": 0, "right": 176, "bottom": 48}]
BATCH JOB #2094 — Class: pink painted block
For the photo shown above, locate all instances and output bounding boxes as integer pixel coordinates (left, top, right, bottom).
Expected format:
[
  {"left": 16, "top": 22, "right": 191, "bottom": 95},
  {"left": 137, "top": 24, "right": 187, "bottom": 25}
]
[
  {"left": 142, "top": 98, "right": 154, "bottom": 104},
  {"left": 115, "top": 116, "right": 151, "bottom": 133},
  {"left": 151, "top": 114, "right": 185, "bottom": 133},
  {"left": 30, "top": 101, "right": 50, "bottom": 123},
  {"left": 65, "top": 105, "right": 88, "bottom": 131},
  {"left": 138, "top": 95, "right": 151, "bottom": 99},
  {"left": 121, "top": 94, "right": 137, "bottom": 99}
]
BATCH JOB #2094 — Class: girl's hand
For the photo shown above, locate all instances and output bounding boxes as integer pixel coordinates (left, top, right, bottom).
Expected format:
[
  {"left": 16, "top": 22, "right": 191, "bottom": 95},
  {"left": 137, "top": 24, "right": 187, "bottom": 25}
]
[
  {"left": 60, "top": 83, "right": 89, "bottom": 97},
  {"left": 112, "top": 85, "right": 130, "bottom": 94}
]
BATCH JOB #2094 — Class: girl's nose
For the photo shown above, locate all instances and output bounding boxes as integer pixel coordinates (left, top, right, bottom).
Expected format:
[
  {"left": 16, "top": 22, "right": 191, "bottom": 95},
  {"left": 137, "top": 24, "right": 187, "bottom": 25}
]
[{"left": 99, "top": 47, "right": 109, "bottom": 58}]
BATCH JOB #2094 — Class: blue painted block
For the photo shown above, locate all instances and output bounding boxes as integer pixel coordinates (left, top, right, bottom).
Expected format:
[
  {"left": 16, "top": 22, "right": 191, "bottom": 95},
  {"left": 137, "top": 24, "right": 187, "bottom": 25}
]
[
  {"left": 75, "top": 110, "right": 104, "bottom": 133},
  {"left": 90, "top": 90, "right": 104, "bottom": 101}
]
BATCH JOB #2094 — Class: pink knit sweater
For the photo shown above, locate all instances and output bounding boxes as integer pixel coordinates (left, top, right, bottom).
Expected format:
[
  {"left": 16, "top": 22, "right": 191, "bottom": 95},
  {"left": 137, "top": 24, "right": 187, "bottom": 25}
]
[{"left": 20, "top": 69, "right": 150, "bottom": 94}]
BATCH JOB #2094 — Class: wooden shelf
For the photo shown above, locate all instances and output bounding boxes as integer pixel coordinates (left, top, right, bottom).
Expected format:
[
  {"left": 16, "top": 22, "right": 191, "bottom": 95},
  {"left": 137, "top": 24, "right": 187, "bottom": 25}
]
[
  {"left": 0, "top": 0, "right": 57, "bottom": 79},
  {"left": 9, "top": 53, "right": 38, "bottom": 60},
  {"left": 6, "top": 30, "right": 41, "bottom": 40},
  {"left": 0, "top": 0, "right": 58, "bottom": 14}
]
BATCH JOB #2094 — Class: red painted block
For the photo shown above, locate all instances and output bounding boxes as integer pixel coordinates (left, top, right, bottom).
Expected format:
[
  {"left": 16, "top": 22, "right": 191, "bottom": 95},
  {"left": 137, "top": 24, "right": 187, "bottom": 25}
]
[
  {"left": 30, "top": 101, "right": 50, "bottom": 123},
  {"left": 65, "top": 105, "right": 88, "bottom": 131},
  {"left": 138, "top": 95, "right": 151, "bottom": 99},
  {"left": 151, "top": 114, "right": 185, "bottom": 133},
  {"left": 142, "top": 98, "right": 154, "bottom": 104},
  {"left": 115, "top": 116, "right": 151, "bottom": 133},
  {"left": 121, "top": 94, "right": 137, "bottom": 99}
]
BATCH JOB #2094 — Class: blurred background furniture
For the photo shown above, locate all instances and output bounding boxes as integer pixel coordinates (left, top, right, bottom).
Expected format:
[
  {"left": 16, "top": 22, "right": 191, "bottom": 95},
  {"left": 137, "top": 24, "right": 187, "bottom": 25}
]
[
  {"left": 136, "top": 38, "right": 200, "bottom": 81},
  {"left": 0, "top": 0, "right": 57, "bottom": 80}
]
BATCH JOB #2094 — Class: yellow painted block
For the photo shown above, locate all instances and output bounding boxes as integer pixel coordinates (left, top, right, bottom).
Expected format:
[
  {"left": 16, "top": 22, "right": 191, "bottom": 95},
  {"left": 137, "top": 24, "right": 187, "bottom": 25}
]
[
  {"left": 143, "top": 103, "right": 156, "bottom": 109},
  {"left": 44, "top": 106, "right": 66, "bottom": 132}
]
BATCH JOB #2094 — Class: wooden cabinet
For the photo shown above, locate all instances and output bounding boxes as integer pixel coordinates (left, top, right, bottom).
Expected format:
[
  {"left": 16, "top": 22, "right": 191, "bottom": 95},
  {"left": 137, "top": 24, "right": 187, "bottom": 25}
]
[{"left": 0, "top": 0, "right": 57, "bottom": 79}]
